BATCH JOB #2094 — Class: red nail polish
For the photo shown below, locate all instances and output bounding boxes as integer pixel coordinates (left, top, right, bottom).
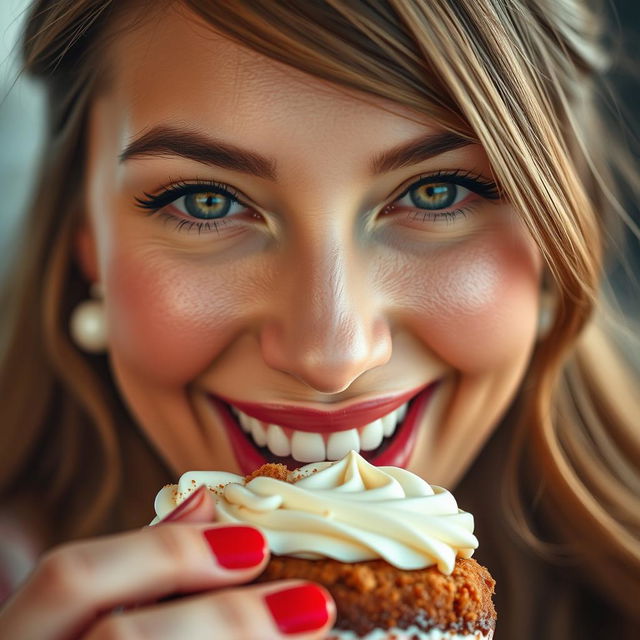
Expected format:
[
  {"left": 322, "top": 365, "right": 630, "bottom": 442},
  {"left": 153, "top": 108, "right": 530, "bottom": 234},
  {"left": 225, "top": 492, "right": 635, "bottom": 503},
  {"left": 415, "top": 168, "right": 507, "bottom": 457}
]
[
  {"left": 265, "top": 583, "right": 331, "bottom": 635},
  {"left": 203, "top": 525, "right": 267, "bottom": 569},
  {"left": 159, "top": 485, "right": 206, "bottom": 523}
]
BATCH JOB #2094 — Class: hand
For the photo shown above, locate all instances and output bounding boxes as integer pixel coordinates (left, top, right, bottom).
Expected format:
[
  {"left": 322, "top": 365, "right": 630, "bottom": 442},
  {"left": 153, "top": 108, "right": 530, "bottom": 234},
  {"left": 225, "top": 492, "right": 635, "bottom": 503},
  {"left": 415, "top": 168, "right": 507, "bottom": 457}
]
[{"left": 0, "top": 486, "right": 335, "bottom": 639}]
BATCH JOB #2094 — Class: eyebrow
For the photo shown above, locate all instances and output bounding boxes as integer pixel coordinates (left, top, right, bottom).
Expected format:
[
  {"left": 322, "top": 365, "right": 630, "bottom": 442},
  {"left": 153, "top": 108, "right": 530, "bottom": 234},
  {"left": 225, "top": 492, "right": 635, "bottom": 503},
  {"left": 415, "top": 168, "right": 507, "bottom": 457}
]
[
  {"left": 369, "top": 131, "right": 473, "bottom": 174},
  {"left": 119, "top": 126, "right": 473, "bottom": 179},
  {"left": 119, "top": 126, "right": 278, "bottom": 180}
]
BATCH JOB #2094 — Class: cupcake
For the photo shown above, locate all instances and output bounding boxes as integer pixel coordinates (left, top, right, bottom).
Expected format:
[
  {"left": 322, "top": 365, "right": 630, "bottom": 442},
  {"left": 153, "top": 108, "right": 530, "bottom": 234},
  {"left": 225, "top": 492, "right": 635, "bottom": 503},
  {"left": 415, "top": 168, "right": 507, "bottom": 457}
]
[{"left": 153, "top": 451, "right": 496, "bottom": 639}]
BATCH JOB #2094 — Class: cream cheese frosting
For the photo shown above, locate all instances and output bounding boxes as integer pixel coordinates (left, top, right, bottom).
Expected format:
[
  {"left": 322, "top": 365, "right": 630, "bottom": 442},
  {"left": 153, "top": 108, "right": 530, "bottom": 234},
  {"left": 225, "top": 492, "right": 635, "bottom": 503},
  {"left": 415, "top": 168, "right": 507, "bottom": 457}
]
[{"left": 152, "top": 450, "right": 478, "bottom": 574}]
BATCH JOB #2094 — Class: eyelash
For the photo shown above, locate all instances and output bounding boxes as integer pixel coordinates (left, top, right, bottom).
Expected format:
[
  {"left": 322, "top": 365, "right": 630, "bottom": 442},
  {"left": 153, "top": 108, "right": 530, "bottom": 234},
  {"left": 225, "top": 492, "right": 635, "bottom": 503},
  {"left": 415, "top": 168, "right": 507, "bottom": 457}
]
[
  {"left": 134, "top": 170, "right": 500, "bottom": 234},
  {"left": 383, "top": 169, "right": 500, "bottom": 219},
  {"left": 135, "top": 179, "right": 246, "bottom": 233}
]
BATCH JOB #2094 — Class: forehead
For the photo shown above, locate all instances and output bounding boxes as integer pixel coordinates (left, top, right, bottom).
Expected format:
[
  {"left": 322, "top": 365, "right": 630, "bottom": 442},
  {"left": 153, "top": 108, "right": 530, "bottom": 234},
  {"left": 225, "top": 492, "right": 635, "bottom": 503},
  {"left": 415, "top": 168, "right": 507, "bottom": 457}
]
[{"left": 97, "top": 5, "right": 437, "bottom": 165}]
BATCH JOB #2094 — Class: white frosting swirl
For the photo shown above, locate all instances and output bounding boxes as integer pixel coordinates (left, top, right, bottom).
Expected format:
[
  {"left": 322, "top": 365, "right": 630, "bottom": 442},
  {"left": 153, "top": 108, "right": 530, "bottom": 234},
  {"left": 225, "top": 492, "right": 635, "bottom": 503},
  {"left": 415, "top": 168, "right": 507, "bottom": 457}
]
[{"left": 152, "top": 450, "right": 477, "bottom": 574}]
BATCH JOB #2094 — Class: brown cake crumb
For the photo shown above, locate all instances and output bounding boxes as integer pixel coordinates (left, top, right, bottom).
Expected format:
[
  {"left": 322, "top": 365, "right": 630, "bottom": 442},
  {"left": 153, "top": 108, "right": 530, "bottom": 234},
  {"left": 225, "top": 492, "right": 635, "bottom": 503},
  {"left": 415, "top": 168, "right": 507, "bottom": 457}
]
[
  {"left": 244, "top": 463, "right": 290, "bottom": 483},
  {"left": 256, "top": 556, "right": 496, "bottom": 637}
]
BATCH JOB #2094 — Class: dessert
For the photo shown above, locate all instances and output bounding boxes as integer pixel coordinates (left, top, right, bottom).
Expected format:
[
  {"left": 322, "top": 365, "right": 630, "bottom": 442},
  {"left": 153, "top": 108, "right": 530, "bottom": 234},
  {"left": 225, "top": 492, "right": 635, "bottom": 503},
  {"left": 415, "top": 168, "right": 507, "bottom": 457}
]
[{"left": 153, "top": 451, "right": 496, "bottom": 638}]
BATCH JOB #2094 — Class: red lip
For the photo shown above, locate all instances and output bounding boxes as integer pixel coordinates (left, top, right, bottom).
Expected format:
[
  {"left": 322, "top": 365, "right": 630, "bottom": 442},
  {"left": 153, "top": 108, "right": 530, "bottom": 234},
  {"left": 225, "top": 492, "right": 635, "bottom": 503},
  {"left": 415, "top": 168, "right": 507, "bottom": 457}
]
[
  {"left": 210, "top": 382, "right": 439, "bottom": 474},
  {"left": 217, "top": 386, "right": 424, "bottom": 433}
]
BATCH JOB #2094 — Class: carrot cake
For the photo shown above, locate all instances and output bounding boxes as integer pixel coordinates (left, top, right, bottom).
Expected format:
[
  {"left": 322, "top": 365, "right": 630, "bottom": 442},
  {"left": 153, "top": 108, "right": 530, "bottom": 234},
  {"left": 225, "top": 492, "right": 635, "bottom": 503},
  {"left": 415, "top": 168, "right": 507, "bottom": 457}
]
[{"left": 153, "top": 450, "right": 496, "bottom": 638}]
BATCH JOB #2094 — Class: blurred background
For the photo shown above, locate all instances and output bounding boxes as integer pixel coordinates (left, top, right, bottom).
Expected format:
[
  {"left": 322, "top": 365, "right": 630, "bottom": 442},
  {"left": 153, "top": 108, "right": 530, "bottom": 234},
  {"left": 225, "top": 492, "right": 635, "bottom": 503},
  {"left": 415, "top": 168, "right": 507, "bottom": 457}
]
[
  {"left": 0, "top": 0, "right": 44, "bottom": 275},
  {"left": 0, "top": 0, "right": 638, "bottom": 302}
]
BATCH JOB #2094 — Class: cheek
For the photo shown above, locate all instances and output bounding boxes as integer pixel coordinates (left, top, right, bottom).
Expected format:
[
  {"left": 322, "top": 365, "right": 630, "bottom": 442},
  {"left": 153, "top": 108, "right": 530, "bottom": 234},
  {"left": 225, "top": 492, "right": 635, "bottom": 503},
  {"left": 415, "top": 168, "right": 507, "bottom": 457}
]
[
  {"left": 105, "top": 246, "right": 261, "bottom": 385},
  {"left": 390, "top": 229, "right": 541, "bottom": 372}
]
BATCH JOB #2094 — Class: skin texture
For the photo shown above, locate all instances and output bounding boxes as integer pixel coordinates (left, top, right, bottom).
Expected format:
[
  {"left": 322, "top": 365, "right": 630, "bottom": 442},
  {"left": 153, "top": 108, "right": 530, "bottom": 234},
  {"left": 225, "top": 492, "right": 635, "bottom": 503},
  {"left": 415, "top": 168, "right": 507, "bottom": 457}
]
[{"left": 79, "top": 6, "right": 542, "bottom": 487}]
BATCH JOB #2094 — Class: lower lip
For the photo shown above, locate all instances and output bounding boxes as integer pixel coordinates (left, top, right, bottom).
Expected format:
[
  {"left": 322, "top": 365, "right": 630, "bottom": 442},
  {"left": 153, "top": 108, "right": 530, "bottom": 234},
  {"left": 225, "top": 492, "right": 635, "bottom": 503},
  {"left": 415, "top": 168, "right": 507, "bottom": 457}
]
[{"left": 210, "top": 383, "right": 439, "bottom": 474}]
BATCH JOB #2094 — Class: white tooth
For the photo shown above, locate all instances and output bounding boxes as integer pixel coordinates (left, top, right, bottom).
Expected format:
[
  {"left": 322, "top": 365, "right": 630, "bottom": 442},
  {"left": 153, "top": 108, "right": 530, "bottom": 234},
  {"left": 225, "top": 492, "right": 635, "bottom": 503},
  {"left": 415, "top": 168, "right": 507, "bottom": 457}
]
[
  {"left": 250, "top": 418, "right": 268, "bottom": 447},
  {"left": 360, "top": 419, "right": 383, "bottom": 451},
  {"left": 382, "top": 410, "right": 398, "bottom": 437},
  {"left": 267, "top": 424, "right": 291, "bottom": 457},
  {"left": 327, "top": 429, "right": 360, "bottom": 460},
  {"left": 291, "top": 431, "right": 326, "bottom": 463},
  {"left": 236, "top": 411, "right": 251, "bottom": 433},
  {"left": 397, "top": 402, "right": 408, "bottom": 423}
]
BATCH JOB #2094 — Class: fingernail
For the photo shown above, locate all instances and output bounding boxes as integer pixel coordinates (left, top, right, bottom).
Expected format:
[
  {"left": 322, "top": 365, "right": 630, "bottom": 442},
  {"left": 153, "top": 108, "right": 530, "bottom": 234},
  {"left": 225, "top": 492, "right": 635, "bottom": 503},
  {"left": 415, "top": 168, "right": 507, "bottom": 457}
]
[
  {"left": 203, "top": 525, "right": 267, "bottom": 569},
  {"left": 265, "top": 583, "right": 331, "bottom": 635},
  {"left": 159, "top": 486, "right": 206, "bottom": 523}
]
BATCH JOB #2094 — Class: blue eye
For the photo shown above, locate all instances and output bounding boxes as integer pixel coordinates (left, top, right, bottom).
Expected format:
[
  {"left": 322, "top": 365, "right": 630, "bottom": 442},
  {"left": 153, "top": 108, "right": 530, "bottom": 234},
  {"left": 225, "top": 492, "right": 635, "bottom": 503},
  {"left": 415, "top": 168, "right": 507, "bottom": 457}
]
[
  {"left": 183, "top": 191, "right": 230, "bottom": 218},
  {"left": 175, "top": 190, "right": 247, "bottom": 219},
  {"left": 135, "top": 181, "right": 248, "bottom": 220},
  {"left": 390, "top": 171, "right": 500, "bottom": 215},
  {"left": 406, "top": 182, "right": 470, "bottom": 210},
  {"left": 380, "top": 171, "right": 501, "bottom": 227},
  {"left": 134, "top": 180, "right": 257, "bottom": 234}
]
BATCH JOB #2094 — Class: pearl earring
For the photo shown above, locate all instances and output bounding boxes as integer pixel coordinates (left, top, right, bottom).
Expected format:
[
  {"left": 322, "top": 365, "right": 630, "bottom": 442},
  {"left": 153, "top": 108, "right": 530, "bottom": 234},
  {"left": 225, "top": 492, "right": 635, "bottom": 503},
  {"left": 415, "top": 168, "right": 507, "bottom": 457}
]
[
  {"left": 537, "top": 290, "right": 555, "bottom": 340},
  {"left": 70, "top": 282, "right": 107, "bottom": 353}
]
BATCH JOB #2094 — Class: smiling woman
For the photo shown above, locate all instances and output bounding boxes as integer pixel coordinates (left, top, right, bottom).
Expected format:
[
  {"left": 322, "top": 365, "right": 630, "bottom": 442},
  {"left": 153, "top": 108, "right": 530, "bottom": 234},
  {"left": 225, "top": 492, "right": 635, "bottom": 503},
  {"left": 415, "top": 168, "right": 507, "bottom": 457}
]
[
  {"left": 81, "top": 15, "right": 537, "bottom": 485},
  {"left": 0, "top": 0, "right": 639, "bottom": 639}
]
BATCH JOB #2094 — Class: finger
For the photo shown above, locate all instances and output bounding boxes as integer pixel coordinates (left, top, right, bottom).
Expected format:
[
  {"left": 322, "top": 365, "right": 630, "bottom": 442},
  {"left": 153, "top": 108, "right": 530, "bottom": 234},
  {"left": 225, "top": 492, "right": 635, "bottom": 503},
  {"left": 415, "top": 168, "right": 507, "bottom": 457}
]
[
  {"left": 0, "top": 523, "right": 268, "bottom": 640},
  {"left": 84, "top": 580, "right": 336, "bottom": 640},
  {"left": 157, "top": 485, "right": 216, "bottom": 524}
]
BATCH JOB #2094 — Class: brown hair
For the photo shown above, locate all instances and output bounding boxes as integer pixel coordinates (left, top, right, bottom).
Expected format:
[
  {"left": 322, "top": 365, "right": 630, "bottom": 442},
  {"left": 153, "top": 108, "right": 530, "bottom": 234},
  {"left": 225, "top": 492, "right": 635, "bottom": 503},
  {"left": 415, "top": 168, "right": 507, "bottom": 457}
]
[{"left": 1, "top": 0, "right": 638, "bottom": 636}]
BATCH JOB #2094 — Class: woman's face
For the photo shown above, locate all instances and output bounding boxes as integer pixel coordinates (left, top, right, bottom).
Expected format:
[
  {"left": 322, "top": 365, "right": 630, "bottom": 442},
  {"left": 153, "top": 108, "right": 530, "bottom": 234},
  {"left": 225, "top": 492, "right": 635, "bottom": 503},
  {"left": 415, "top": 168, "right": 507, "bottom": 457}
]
[{"left": 81, "top": 7, "right": 542, "bottom": 485}]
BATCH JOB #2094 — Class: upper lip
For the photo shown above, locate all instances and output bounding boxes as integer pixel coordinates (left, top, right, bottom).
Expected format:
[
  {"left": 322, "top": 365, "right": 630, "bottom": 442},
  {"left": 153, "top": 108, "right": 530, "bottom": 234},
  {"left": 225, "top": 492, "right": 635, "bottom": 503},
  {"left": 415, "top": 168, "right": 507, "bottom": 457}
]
[{"left": 215, "top": 384, "right": 431, "bottom": 433}]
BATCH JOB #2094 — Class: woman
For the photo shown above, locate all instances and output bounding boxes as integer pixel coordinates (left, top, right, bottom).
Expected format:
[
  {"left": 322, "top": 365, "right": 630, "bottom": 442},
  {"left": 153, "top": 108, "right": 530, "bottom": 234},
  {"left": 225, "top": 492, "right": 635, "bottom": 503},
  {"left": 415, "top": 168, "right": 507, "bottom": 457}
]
[{"left": 1, "top": 0, "right": 638, "bottom": 637}]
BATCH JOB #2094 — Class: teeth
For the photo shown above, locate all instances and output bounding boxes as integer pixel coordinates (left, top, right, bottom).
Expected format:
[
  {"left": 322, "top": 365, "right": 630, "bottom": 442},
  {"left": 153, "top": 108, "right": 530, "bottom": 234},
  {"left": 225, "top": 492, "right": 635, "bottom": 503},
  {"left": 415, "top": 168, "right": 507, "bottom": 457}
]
[
  {"left": 360, "top": 418, "right": 383, "bottom": 451},
  {"left": 327, "top": 428, "right": 360, "bottom": 460},
  {"left": 291, "top": 431, "right": 326, "bottom": 462},
  {"left": 233, "top": 401, "right": 409, "bottom": 462},
  {"left": 267, "top": 424, "right": 290, "bottom": 457},
  {"left": 250, "top": 418, "right": 268, "bottom": 447},
  {"left": 237, "top": 411, "right": 251, "bottom": 432},
  {"left": 381, "top": 410, "right": 397, "bottom": 437}
]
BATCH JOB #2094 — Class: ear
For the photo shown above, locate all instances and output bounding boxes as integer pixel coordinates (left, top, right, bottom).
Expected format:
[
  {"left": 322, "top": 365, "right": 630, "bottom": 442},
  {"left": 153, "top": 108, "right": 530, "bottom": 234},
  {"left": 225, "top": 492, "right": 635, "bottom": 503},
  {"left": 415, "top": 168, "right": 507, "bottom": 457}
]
[{"left": 74, "top": 219, "right": 99, "bottom": 283}]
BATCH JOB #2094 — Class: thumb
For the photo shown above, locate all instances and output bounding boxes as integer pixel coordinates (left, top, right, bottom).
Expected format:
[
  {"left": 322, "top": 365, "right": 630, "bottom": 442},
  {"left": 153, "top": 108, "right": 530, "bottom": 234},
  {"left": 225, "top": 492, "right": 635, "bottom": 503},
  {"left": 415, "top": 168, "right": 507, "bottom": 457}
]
[{"left": 158, "top": 485, "right": 217, "bottom": 524}]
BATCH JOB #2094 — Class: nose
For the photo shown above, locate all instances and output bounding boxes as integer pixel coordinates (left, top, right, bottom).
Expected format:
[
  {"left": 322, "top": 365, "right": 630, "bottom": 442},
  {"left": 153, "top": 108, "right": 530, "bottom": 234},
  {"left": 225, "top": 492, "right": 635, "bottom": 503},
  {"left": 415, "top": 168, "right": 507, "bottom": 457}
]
[{"left": 260, "top": 242, "right": 392, "bottom": 394}]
